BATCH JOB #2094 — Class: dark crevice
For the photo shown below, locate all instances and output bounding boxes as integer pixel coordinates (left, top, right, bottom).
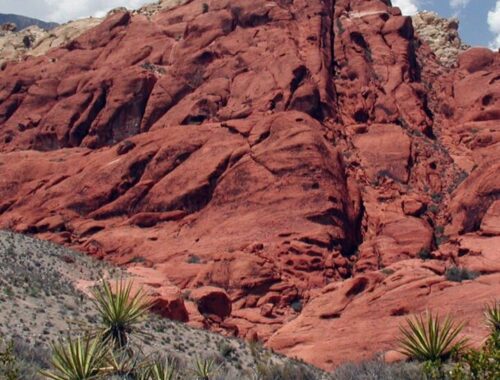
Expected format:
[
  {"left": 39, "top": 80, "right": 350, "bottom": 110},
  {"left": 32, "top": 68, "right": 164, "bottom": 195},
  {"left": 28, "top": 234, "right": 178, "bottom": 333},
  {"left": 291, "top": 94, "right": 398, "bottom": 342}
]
[
  {"left": 251, "top": 130, "right": 271, "bottom": 147},
  {"left": 131, "top": 145, "right": 205, "bottom": 213},
  {"left": 69, "top": 86, "right": 108, "bottom": 147},
  {"left": 172, "top": 156, "right": 232, "bottom": 214},
  {"left": 290, "top": 66, "right": 309, "bottom": 94},
  {"left": 306, "top": 208, "right": 345, "bottom": 227},
  {"left": 220, "top": 122, "right": 250, "bottom": 138},
  {"left": 1, "top": 97, "right": 21, "bottom": 124},
  {"left": 104, "top": 153, "right": 157, "bottom": 205},
  {"left": 181, "top": 115, "right": 207, "bottom": 125},
  {"left": 142, "top": 86, "right": 191, "bottom": 131},
  {"left": 345, "top": 277, "right": 368, "bottom": 298}
]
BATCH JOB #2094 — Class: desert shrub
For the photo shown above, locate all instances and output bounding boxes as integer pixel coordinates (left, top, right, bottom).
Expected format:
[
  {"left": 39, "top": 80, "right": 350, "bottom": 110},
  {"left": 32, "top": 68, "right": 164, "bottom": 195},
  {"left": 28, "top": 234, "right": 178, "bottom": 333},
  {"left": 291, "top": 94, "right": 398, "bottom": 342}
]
[
  {"left": 485, "top": 301, "right": 500, "bottom": 333},
  {"left": 191, "top": 356, "right": 219, "bottom": 380},
  {"left": 217, "top": 341, "right": 234, "bottom": 359},
  {"left": 40, "top": 335, "right": 109, "bottom": 380},
  {"left": 451, "top": 301, "right": 500, "bottom": 379},
  {"left": 11, "top": 338, "right": 50, "bottom": 379},
  {"left": 418, "top": 248, "right": 432, "bottom": 260},
  {"left": 254, "top": 359, "right": 317, "bottom": 380},
  {"left": 451, "top": 334, "right": 499, "bottom": 379},
  {"left": 91, "top": 279, "right": 153, "bottom": 349},
  {"left": 187, "top": 255, "right": 201, "bottom": 264},
  {"left": 291, "top": 299, "right": 303, "bottom": 313},
  {"left": 398, "top": 312, "right": 467, "bottom": 363},
  {"left": 445, "top": 266, "right": 479, "bottom": 283},
  {"left": 144, "top": 357, "right": 177, "bottom": 380},
  {"left": 0, "top": 337, "right": 20, "bottom": 380},
  {"left": 332, "top": 360, "right": 424, "bottom": 380}
]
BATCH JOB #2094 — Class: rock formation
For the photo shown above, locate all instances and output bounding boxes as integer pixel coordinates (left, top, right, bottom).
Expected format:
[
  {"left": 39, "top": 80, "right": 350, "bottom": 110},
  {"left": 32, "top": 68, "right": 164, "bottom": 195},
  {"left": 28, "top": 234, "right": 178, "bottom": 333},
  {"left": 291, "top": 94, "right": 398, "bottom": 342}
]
[
  {"left": 412, "top": 11, "right": 468, "bottom": 67},
  {"left": 0, "top": 0, "right": 188, "bottom": 66},
  {"left": 0, "top": 0, "right": 498, "bottom": 371},
  {"left": 0, "top": 19, "right": 103, "bottom": 66}
]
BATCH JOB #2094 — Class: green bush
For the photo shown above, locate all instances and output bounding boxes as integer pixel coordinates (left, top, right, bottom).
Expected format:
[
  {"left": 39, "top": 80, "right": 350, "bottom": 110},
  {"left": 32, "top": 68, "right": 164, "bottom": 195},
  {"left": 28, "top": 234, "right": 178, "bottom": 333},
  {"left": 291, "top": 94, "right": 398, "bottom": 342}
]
[
  {"left": 451, "top": 333, "right": 499, "bottom": 379},
  {"left": 445, "top": 266, "right": 479, "bottom": 283},
  {"left": 451, "top": 302, "right": 500, "bottom": 379}
]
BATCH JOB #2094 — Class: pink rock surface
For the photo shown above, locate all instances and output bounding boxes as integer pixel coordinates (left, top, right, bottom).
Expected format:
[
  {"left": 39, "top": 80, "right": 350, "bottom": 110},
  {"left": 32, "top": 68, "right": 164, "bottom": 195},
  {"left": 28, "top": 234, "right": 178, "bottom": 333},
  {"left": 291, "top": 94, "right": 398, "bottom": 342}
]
[{"left": 0, "top": 0, "right": 498, "bottom": 371}]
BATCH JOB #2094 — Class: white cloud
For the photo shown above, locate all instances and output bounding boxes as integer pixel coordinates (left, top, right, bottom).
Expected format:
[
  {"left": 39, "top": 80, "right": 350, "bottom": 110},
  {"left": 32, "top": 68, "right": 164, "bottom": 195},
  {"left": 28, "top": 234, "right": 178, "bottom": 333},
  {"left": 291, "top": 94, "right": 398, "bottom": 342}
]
[
  {"left": 449, "top": 0, "right": 471, "bottom": 17},
  {"left": 488, "top": 1, "right": 500, "bottom": 49},
  {"left": 0, "top": 0, "right": 152, "bottom": 23},
  {"left": 450, "top": 0, "right": 471, "bottom": 9},
  {"left": 391, "top": 0, "right": 419, "bottom": 16},
  {"left": 47, "top": 0, "right": 152, "bottom": 22}
]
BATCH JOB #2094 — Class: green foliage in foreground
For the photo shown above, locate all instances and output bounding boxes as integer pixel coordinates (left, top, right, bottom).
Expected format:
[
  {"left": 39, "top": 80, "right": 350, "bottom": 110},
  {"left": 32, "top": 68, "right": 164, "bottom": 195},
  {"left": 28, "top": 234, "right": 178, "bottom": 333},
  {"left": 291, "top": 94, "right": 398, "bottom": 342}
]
[
  {"left": 398, "top": 312, "right": 467, "bottom": 362},
  {"left": 8, "top": 274, "right": 499, "bottom": 380},
  {"left": 40, "top": 336, "right": 109, "bottom": 380},
  {"left": 397, "top": 302, "right": 500, "bottom": 380},
  {"left": 91, "top": 279, "right": 153, "bottom": 349}
]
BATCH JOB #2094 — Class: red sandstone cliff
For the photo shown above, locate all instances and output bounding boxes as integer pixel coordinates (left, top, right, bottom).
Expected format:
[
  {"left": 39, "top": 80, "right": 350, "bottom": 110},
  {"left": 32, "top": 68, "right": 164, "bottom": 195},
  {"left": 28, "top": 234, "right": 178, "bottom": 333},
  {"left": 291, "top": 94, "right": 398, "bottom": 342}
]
[{"left": 0, "top": 0, "right": 498, "bottom": 370}]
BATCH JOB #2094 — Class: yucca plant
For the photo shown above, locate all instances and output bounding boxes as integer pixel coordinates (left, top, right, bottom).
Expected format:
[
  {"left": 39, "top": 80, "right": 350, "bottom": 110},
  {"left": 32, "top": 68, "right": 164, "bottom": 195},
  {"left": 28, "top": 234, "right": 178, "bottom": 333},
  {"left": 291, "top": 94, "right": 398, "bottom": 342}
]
[
  {"left": 91, "top": 279, "right": 153, "bottom": 349},
  {"left": 40, "top": 335, "right": 109, "bottom": 380},
  {"left": 147, "top": 357, "right": 177, "bottom": 380},
  {"left": 485, "top": 301, "right": 500, "bottom": 334},
  {"left": 398, "top": 312, "right": 468, "bottom": 362},
  {"left": 192, "top": 357, "right": 218, "bottom": 380},
  {"left": 104, "top": 348, "right": 148, "bottom": 378}
]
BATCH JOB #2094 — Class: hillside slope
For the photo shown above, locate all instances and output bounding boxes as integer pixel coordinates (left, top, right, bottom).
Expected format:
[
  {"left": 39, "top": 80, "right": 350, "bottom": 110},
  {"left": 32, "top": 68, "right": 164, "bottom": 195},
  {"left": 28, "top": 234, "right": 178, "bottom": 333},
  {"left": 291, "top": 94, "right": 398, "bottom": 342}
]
[
  {"left": 0, "top": 0, "right": 498, "bottom": 370},
  {"left": 0, "top": 14, "right": 58, "bottom": 31},
  {"left": 0, "top": 231, "right": 331, "bottom": 379}
]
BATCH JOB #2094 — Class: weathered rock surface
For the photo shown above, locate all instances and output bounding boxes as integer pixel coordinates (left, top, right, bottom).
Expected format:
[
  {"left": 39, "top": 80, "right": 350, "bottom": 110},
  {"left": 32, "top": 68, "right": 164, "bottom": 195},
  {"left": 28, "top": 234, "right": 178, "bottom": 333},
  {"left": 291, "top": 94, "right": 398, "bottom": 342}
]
[
  {"left": 412, "top": 11, "right": 468, "bottom": 67},
  {"left": 0, "top": 0, "right": 498, "bottom": 371}
]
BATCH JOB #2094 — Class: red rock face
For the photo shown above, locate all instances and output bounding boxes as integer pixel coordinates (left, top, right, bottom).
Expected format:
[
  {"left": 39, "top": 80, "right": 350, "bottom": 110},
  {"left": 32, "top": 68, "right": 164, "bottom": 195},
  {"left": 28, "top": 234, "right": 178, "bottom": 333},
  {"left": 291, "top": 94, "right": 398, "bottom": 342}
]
[{"left": 0, "top": 0, "right": 498, "bottom": 370}]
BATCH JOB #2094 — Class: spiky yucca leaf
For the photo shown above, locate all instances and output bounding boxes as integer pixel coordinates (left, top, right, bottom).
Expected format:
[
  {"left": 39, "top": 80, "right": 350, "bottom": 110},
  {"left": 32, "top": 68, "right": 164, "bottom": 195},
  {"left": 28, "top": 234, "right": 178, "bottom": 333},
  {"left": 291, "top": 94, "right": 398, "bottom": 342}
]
[
  {"left": 485, "top": 301, "right": 500, "bottom": 333},
  {"left": 147, "top": 357, "right": 177, "bottom": 380},
  {"left": 192, "top": 356, "right": 218, "bottom": 380},
  {"left": 398, "top": 312, "right": 468, "bottom": 362},
  {"left": 104, "top": 348, "right": 147, "bottom": 377},
  {"left": 91, "top": 279, "right": 153, "bottom": 348},
  {"left": 40, "top": 335, "right": 109, "bottom": 380}
]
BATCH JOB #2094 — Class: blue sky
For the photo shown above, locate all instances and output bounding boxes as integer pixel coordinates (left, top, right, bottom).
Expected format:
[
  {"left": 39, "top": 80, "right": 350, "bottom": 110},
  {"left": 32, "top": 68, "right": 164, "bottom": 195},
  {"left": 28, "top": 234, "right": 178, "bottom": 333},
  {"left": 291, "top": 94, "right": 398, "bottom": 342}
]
[
  {"left": 394, "top": 0, "right": 500, "bottom": 48},
  {"left": 0, "top": 1, "right": 499, "bottom": 48}
]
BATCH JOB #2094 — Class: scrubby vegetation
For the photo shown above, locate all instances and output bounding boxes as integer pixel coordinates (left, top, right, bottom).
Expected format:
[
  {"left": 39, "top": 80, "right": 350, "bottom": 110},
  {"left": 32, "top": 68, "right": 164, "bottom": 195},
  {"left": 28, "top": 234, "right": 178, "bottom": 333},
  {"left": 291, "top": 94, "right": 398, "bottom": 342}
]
[
  {"left": 397, "top": 303, "right": 500, "bottom": 379},
  {"left": 0, "top": 232, "right": 327, "bottom": 380},
  {"left": 398, "top": 312, "right": 468, "bottom": 362},
  {"left": 444, "top": 266, "right": 479, "bottom": 283},
  {"left": 34, "top": 278, "right": 326, "bottom": 379},
  {"left": 1, "top": 232, "right": 498, "bottom": 379}
]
